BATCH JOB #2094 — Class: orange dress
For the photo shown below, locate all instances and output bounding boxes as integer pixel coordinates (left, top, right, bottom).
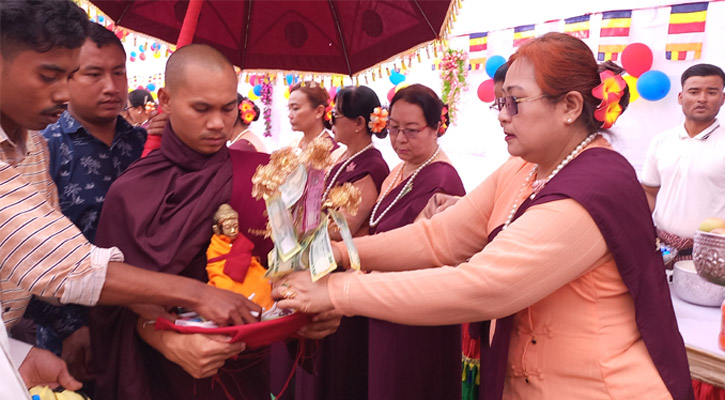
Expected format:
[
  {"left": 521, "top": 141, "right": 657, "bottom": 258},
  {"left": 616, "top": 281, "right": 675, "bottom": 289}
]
[
  {"left": 330, "top": 139, "right": 674, "bottom": 399},
  {"left": 206, "top": 234, "right": 274, "bottom": 310}
]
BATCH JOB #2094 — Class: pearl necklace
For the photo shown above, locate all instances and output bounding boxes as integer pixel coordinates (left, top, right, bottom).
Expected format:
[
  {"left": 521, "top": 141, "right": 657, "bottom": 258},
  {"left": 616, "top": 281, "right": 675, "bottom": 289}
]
[
  {"left": 369, "top": 146, "right": 441, "bottom": 227},
  {"left": 228, "top": 128, "right": 249, "bottom": 146},
  {"left": 503, "top": 133, "right": 598, "bottom": 230},
  {"left": 322, "top": 143, "right": 374, "bottom": 202}
]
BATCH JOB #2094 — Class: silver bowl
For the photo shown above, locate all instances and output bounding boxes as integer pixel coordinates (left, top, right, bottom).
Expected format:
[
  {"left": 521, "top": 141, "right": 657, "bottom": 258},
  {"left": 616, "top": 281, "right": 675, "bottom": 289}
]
[
  {"left": 671, "top": 260, "right": 725, "bottom": 307},
  {"left": 693, "top": 230, "right": 725, "bottom": 286}
]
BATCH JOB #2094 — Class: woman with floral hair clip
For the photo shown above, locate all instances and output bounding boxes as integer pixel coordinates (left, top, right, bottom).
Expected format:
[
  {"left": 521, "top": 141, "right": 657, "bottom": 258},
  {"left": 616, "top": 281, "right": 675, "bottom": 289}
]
[
  {"left": 293, "top": 85, "right": 390, "bottom": 400},
  {"left": 273, "top": 33, "right": 692, "bottom": 400},
  {"left": 228, "top": 94, "right": 267, "bottom": 152}
]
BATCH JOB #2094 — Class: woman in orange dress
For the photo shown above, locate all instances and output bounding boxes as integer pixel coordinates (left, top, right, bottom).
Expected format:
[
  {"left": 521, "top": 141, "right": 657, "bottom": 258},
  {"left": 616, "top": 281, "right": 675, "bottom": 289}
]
[{"left": 272, "top": 33, "right": 693, "bottom": 400}]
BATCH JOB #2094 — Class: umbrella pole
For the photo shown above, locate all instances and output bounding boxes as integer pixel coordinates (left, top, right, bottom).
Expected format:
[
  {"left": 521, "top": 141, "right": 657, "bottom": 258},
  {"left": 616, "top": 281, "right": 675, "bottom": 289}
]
[{"left": 177, "top": 0, "right": 204, "bottom": 47}]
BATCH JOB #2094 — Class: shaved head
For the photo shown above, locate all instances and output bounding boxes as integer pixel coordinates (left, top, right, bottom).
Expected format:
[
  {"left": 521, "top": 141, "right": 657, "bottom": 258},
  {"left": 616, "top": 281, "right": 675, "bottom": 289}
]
[{"left": 164, "top": 44, "right": 236, "bottom": 94}]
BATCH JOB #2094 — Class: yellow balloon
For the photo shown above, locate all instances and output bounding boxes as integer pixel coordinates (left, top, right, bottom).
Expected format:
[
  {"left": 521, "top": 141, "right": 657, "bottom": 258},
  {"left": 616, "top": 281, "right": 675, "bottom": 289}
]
[
  {"left": 248, "top": 88, "right": 260, "bottom": 101},
  {"left": 395, "top": 82, "right": 410, "bottom": 93},
  {"left": 284, "top": 87, "right": 291, "bottom": 100},
  {"left": 624, "top": 75, "right": 639, "bottom": 103}
]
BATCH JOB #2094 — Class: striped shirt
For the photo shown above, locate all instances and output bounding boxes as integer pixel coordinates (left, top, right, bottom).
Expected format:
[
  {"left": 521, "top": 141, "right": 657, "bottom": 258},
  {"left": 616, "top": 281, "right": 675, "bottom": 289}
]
[{"left": 1, "top": 126, "right": 116, "bottom": 328}]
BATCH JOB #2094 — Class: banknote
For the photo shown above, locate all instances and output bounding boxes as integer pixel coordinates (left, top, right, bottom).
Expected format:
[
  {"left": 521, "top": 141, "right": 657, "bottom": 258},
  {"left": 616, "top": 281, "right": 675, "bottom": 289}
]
[
  {"left": 309, "top": 218, "right": 337, "bottom": 282},
  {"left": 329, "top": 210, "right": 360, "bottom": 271}
]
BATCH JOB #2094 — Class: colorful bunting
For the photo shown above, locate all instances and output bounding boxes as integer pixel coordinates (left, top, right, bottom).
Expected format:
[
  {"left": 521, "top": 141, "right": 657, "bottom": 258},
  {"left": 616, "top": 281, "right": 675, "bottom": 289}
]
[
  {"left": 598, "top": 10, "right": 632, "bottom": 61},
  {"left": 513, "top": 24, "right": 535, "bottom": 48},
  {"left": 666, "top": 2, "right": 708, "bottom": 60},
  {"left": 564, "top": 15, "right": 590, "bottom": 39}
]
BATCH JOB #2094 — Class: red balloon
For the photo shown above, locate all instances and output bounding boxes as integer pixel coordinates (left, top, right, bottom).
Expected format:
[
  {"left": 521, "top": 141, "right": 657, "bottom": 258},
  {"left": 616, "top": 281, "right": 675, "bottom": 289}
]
[
  {"left": 139, "top": 52, "right": 146, "bottom": 61},
  {"left": 387, "top": 87, "right": 396, "bottom": 102},
  {"left": 621, "top": 43, "right": 653, "bottom": 78},
  {"left": 477, "top": 79, "right": 496, "bottom": 103}
]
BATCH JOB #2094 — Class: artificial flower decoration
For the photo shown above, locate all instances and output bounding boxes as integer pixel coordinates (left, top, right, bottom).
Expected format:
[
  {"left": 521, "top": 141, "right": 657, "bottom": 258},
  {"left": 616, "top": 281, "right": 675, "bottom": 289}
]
[
  {"left": 239, "top": 99, "right": 258, "bottom": 124},
  {"left": 368, "top": 107, "right": 388, "bottom": 133},
  {"left": 439, "top": 106, "right": 449, "bottom": 135},
  {"left": 592, "top": 70, "right": 627, "bottom": 129},
  {"left": 144, "top": 101, "right": 157, "bottom": 112},
  {"left": 324, "top": 99, "right": 334, "bottom": 122}
]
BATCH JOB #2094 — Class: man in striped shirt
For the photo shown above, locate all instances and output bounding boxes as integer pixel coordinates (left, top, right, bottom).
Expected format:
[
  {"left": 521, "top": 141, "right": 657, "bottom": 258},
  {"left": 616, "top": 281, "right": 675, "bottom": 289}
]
[{"left": 0, "top": 1, "right": 259, "bottom": 394}]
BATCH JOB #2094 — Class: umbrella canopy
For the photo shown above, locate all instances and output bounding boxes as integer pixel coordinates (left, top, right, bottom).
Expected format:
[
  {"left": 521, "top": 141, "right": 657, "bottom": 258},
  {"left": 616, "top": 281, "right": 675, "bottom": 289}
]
[{"left": 91, "top": 0, "right": 454, "bottom": 75}]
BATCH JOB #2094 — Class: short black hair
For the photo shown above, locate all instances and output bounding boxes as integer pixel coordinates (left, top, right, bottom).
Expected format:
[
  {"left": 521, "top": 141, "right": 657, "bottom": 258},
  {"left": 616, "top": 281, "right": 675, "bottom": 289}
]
[
  {"left": 681, "top": 63, "right": 725, "bottom": 87},
  {"left": 390, "top": 84, "right": 447, "bottom": 136},
  {"left": 493, "top": 62, "right": 509, "bottom": 84},
  {"left": 87, "top": 22, "right": 125, "bottom": 56},
  {"left": 0, "top": 0, "right": 89, "bottom": 58},
  {"left": 335, "top": 85, "right": 386, "bottom": 138},
  {"left": 128, "top": 89, "right": 154, "bottom": 108}
]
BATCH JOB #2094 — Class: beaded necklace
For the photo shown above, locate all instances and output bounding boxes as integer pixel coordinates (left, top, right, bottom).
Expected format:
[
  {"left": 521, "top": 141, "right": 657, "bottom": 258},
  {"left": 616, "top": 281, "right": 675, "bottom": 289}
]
[
  {"left": 322, "top": 143, "right": 374, "bottom": 202},
  {"left": 503, "top": 133, "right": 598, "bottom": 230},
  {"left": 369, "top": 146, "right": 441, "bottom": 227},
  {"left": 228, "top": 128, "right": 249, "bottom": 146}
]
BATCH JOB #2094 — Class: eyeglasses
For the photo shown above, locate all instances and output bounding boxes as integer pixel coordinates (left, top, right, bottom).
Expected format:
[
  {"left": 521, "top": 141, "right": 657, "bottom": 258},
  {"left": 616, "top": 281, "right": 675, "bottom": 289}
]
[
  {"left": 489, "top": 94, "right": 547, "bottom": 116},
  {"left": 388, "top": 125, "right": 423, "bottom": 139},
  {"left": 330, "top": 109, "right": 346, "bottom": 125}
]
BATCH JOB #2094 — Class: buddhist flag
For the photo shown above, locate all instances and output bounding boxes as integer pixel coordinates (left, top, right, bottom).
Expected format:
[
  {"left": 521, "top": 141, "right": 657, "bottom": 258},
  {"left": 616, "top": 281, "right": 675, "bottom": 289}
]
[
  {"left": 564, "top": 15, "right": 590, "bottom": 39},
  {"left": 513, "top": 24, "right": 535, "bottom": 48},
  {"left": 598, "top": 10, "right": 632, "bottom": 61},
  {"left": 666, "top": 2, "right": 708, "bottom": 60},
  {"left": 469, "top": 32, "right": 487, "bottom": 70}
]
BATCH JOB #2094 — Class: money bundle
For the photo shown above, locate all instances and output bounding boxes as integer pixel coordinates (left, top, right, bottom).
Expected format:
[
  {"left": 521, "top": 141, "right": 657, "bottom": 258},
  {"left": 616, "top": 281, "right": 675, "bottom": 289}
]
[{"left": 252, "top": 138, "right": 361, "bottom": 282}]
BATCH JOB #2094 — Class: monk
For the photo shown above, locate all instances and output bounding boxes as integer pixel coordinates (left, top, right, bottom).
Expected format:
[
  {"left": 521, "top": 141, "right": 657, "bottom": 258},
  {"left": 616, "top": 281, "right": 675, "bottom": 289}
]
[{"left": 90, "top": 44, "right": 340, "bottom": 400}]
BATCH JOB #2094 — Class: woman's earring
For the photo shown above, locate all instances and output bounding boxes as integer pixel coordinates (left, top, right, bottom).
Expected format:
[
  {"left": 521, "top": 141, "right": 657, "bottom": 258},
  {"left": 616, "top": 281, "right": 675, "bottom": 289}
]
[{"left": 566, "top": 118, "right": 572, "bottom": 123}]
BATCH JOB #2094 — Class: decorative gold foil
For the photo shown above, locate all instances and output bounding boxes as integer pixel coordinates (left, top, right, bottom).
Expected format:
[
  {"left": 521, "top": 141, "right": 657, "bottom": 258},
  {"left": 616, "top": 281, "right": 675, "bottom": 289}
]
[
  {"left": 301, "top": 137, "right": 334, "bottom": 170},
  {"left": 323, "top": 182, "right": 361, "bottom": 216}
]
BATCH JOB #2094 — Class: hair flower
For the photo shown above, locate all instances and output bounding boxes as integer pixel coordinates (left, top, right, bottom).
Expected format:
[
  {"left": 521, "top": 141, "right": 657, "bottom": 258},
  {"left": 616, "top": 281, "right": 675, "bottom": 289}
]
[
  {"left": 439, "top": 106, "right": 449, "bottom": 135},
  {"left": 324, "top": 99, "right": 334, "bottom": 122},
  {"left": 144, "top": 101, "right": 157, "bottom": 112},
  {"left": 239, "top": 99, "right": 258, "bottom": 124},
  {"left": 592, "top": 70, "right": 626, "bottom": 129},
  {"left": 368, "top": 107, "right": 388, "bottom": 133}
]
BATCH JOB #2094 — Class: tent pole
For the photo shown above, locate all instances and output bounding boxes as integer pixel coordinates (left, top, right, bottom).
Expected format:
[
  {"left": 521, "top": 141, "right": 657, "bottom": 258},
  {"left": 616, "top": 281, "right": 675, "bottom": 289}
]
[{"left": 177, "top": 0, "right": 204, "bottom": 47}]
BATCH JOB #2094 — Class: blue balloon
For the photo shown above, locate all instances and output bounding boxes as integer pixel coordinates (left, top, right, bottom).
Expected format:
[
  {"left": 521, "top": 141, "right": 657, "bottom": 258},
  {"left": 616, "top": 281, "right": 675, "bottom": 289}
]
[
  {"left": 130, "top": 51, "right": 137, "bottom": 58},
  {"left": 98, "top": 15, "right": 105, "bottom": 23},
  {"left": 637, "top": 70, "right": 670, "bottom": 101},
  {"left": 389, "top": 71, "right": 405, "bottom": 85},
  {"left": 286, "top": 74, "right": 295, "bottom": 86},
  {"left": 485, "top": 55, "right": 506, "bottom": 79},
  {"left": 253, "top": 84, "right": 262, "bottom": 97},
  {"left": 146, "top": 83, "right": 156, "bottom": 92},
  {"left": 139, "top": 45, "right": 145, "bottom": 52}
]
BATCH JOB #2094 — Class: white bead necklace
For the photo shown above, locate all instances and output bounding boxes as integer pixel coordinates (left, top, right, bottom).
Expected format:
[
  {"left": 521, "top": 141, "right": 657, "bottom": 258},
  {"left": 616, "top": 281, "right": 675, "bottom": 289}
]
[
  {"left": 228, "top": 128, "right": 250, "bottom": 147},
  {"left": 322, "top": 142, "right": 374, "bottom": 202},
  {"left": 503, "top": 133, "right": 598, "bottom": 230},
  {"left": 369, "top": 146, "right": 441, "bottom": 228}
]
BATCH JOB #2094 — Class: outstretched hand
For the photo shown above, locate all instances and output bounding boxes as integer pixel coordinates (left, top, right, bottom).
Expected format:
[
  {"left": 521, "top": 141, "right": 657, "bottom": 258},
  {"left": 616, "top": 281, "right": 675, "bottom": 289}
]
[
  {"left": 193, "top": 284, "right": 262, "bottom": 327},
  {"left": 271, "top": 271, "right": 335, "bottom": 315}
]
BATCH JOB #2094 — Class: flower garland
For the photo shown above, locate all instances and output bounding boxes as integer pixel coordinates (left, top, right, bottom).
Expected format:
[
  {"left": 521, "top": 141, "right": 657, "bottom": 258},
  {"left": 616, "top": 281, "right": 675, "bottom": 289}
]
[
  {"left": 261, "top": 75, "right": 273, "bottom": 137},
  {"left": 439, "top": 49, "right": 468, "bottom": 126}
]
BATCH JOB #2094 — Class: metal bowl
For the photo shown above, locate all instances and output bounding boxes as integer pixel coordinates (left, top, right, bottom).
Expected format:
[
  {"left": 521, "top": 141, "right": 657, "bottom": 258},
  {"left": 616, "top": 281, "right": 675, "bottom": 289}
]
[
  {"left": 693, "top": 230, "right": 725, "bottom": 286},
  {"left": 671, "top": 260, "right": 725, "bottom": 307}
]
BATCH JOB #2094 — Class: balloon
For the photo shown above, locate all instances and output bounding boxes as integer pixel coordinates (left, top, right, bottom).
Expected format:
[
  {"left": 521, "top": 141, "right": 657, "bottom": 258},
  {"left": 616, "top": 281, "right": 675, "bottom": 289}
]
[
  {"left": 394, "top": 82, "right": 409, "bottom": 93},
  {"left": 286, "top": 74, "right": 295, "bottom": 86},
  {"left": 248, "top": 88, "right": 260, "bottom": 101},
  {"left": 387, "top": 87, "right": 396, "bottom": 102},
  {"left": 284, "top": 86, "right": 291, "bottom": 100},
  {"left": 98, "top": 15, "right": 105, "bottom": 23},
  {"left": 146, "top": 83, "right": 156, "bottom": 92},
  {"left": 139, "top": 45, "right": 145, "bottom": 52},
  {"left": 485, "top": 55, "right": 506, "bottom": 79},
  {"left": 621, "top": 43, "right": 653, "bottom": 78},
  {"left": 139, "top": 53, "right": 146, "bottom": 61},
  {"left": 129, "top": 56, "right": 136, "bottom": 62},
  {"left": 130, "top": 51, "right": 137, "bottom": 58},
  {"left": 137, "top": 85, "right": 145, "bottom": 90},
  {"left": 328, "top": 86, "right": 338, "bottom": 99},
  {"left": 623, "top": 75, "right": 640, "bottom": 103},
  {"left": 477, "top": 79, "right": 496, "bottom": 102},
  {"left": 154, "top": 51, "right": 161, "bottom": 59},
  {"left": 389, "top": 71, "right": 406, "bottom": 85},
  {"left": 637, "top": 70, "right": 670, "bottom": 101},
  {"left": 249, "top": 75, "right": 258, "bottom": 86},
  {"left": 253, "top": 84, "right": 262, "bottom": 97}
]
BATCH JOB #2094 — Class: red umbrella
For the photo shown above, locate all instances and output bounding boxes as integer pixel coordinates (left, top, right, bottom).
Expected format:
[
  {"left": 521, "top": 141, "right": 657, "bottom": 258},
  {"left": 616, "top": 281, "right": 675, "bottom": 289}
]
[{"left": 91, "top": 0, "right": 455, "bottom": 75}]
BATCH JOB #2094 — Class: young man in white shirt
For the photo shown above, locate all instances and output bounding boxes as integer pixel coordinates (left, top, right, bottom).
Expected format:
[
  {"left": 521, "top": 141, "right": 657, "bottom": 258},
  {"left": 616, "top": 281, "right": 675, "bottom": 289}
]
[{"left": 641, "top": 63, "right": 725, "bottom": 260}]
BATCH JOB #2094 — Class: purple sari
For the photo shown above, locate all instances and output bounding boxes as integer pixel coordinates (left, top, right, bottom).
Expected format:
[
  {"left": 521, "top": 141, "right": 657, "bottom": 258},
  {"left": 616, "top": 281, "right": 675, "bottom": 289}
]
[
  {"left": 294, "top": 147, "right": 389, "bottom": 400},
  {"left": 91, "top": 124, "right": 272, "bottom": 400},
  {"left": 368, "top": 161, "right": 466, "bottom": 400},
  {"left": 477, "top": 148, "right": 693, "bottom": 400}
]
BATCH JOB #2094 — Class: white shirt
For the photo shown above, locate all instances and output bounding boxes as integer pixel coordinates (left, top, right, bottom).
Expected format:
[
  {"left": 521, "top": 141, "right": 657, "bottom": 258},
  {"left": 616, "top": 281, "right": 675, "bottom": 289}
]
[
  {"left": 641, "top": 119, "right": 725, "bottom": 238},
  {"left": 0, "top": 303, "right": 32, "bottom": 400}
]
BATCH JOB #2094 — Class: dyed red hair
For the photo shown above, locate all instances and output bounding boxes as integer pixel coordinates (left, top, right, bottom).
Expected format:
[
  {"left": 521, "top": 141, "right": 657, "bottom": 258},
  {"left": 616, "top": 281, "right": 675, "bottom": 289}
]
[
  {"left": 509, "top": 32, "right": 629, "bottom": 133},
  {"left": 290, "top": 81, "right": 332, "bottom": 130}
]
